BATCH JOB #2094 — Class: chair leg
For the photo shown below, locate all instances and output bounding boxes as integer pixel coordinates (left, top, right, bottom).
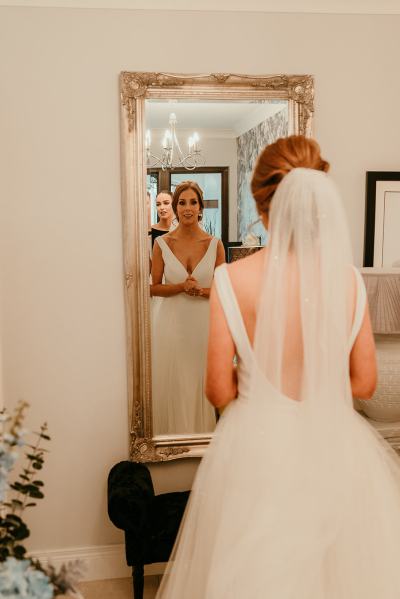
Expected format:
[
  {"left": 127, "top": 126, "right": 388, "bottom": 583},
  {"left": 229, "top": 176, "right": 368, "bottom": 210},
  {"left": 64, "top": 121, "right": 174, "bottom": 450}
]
[{"left": 132, "top": 564, "right": 144, "bottom": 599}]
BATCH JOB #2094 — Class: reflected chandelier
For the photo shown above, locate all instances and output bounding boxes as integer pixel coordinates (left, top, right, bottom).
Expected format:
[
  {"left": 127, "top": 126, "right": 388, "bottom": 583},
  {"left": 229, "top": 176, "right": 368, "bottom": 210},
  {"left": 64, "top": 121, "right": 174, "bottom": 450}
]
[{"left": 145, "top": 113, "right": 205, "bottom": 171}]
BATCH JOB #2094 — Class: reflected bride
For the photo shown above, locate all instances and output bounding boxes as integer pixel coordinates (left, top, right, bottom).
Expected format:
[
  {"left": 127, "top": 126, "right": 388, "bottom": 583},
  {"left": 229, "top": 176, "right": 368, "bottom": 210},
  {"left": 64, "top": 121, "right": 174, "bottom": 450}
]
[{"left": 150, "top": 181, "right": 225, "bottom": 435}]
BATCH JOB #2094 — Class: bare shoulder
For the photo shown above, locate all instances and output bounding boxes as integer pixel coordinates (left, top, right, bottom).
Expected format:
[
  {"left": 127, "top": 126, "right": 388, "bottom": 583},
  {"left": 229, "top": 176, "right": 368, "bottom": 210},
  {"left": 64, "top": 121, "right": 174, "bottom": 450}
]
[
  {"left": 162, "top": 231, "right": 178, "bottom": 248},
  {"left": 224, "top": 249, "right": 267, "bottom": 317},
  {"left": 226, "top": 249, "right": 266, "bottom": 283},
  {"left": 201, "top": 232, "right": 214, "bottom": 243}
]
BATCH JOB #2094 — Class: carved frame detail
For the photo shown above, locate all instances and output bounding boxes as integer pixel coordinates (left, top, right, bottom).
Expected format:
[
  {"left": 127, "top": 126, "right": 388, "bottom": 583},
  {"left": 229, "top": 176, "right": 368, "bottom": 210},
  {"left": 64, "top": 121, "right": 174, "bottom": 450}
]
[{"left": 119, "top": 72, "right": 314, "bottom": 462}]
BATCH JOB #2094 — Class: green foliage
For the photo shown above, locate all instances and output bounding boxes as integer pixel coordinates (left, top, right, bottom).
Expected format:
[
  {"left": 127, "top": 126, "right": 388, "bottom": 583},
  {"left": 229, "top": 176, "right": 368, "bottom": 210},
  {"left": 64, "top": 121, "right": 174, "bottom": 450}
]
[
  {"left": 0, "top": 402, "right": 50, "bottom": 562},
  {"left": 0, "top": 402, "right": 85, "bottom": 598}
]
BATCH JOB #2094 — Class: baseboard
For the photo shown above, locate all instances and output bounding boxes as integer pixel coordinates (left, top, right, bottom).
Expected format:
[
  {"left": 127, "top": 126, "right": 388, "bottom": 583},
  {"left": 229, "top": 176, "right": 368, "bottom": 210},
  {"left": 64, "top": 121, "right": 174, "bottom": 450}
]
[{"left": 30, "top": 544, "right": 166, "bottom": 582}]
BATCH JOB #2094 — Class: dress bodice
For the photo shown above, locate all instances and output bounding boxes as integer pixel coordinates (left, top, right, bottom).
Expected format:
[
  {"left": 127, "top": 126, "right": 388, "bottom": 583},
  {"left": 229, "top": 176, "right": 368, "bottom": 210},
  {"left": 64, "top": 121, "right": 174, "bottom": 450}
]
[
  {"left": 156, "top": 236, "right": 219, "bottom": 287},
  {"left": 151, "top": 235, "right": 218, "bottom": 435}
]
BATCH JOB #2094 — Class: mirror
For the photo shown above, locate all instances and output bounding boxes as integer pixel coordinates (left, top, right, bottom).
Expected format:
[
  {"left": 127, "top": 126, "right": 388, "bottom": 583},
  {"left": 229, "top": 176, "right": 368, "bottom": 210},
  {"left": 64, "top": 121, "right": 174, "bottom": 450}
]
[{"left": 119, "top": 72, "right": 314, "bottom": 461}]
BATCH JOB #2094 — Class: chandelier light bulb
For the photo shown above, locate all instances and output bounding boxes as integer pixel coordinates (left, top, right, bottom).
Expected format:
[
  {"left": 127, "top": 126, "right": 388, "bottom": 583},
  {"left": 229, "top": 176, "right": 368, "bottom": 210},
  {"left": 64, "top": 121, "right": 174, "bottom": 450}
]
[
  {"left": 146, "top": 112, "right": 205, "bottom": 171},
  {"left": 145, "top": 130, "right": 151, "bottom": 149},
  {"left": 163, "top": 130, "right": 172, "bottom": 150}
]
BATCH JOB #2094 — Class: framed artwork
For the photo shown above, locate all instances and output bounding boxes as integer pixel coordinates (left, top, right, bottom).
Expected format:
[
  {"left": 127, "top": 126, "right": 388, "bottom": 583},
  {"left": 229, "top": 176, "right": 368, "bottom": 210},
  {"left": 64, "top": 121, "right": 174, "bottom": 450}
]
[{"left": 363, "top": 172, "right": 400, "bottom": 267}]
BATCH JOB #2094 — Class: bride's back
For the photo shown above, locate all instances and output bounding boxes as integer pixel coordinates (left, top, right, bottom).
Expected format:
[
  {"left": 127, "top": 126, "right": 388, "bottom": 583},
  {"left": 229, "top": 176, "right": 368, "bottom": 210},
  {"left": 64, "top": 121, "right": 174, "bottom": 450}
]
[
  {"left": 227, "top": 244, "right": 357, "bottom": 402},
  {"left": 227, "top": 248, "right": 305, "bottom": 401},
  {"left": 206, "top": 136, "right": 367, "bottom": 414}
]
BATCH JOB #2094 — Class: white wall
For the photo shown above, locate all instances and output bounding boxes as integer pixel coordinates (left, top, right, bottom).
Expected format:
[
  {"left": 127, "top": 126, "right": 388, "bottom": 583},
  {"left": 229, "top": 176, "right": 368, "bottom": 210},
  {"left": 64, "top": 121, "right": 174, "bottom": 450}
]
[{"left": 1, "top": 5, "right": 400, "bottom": 566}]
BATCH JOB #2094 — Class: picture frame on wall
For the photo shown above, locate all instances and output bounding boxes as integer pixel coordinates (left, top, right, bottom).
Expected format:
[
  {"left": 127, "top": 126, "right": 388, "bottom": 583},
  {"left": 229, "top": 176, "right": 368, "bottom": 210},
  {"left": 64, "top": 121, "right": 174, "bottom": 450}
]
[{"left": 363, "top": 172, "right": 400, "bottom": 267}]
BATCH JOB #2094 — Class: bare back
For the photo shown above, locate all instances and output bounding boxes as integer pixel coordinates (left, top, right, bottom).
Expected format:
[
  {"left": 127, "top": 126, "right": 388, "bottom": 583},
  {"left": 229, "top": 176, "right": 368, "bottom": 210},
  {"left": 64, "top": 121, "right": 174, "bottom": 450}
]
[
  {"left": 227, "top": 249, "right": 302, "bottom": 399},
  {"left": 225, "top": 250, "right": 266, "bottom": 346},
  {"left": 226, "top": 248, "right": 359, "bottom": 401},
  {"left": 207, "top": 167, "right": 375, "bottom": 410}
]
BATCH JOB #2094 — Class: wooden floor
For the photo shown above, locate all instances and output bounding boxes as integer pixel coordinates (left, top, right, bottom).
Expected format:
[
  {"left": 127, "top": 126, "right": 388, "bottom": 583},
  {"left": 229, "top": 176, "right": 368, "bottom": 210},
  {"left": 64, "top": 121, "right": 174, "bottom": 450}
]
[{"left": 78, "top": 576, "right": 160, "bottom": 599}]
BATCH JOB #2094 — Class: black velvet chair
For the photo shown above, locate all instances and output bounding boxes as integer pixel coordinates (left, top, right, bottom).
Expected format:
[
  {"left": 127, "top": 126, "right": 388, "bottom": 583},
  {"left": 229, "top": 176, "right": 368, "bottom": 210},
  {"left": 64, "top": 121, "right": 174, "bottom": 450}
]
[{"left": 107, "top": 460, "right": 190, "bottom": 599}]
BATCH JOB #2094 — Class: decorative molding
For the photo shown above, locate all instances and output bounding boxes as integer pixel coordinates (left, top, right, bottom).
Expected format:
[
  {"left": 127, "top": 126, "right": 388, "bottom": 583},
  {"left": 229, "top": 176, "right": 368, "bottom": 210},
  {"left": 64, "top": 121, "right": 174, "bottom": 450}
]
[
  {"left": 130, "top": 435, "right": 190, "bottom": 462},
  {"left": 30, "top": 544, "right": 129, "bottom": 582},
  {"left": 4, "top": 2, "right": 400, "bottom": 15},
  {"left": 119, "top": 71, "right": 314, "bottom": 462},
  {"left": 288, "top": 76, "right": 314, "bottom": 137},
  {"left": 30, "top": 543, "right": 166, "bottom": 581},
  {"left": 121, "top": 72, "right": 314, "bottom": 135},
  {"left": 125, "top": 272, "right": 133, "bottom": 287},
  {"left": 121, "top": 72, "right": 187, "bottom": 132}
]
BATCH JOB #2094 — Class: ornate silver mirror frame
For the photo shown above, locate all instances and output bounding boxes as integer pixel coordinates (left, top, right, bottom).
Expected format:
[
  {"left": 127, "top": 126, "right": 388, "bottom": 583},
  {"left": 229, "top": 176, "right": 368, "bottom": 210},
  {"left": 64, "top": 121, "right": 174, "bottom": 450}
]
[{"left": 119, "top": 72, "right": 314, "bottom": 462}]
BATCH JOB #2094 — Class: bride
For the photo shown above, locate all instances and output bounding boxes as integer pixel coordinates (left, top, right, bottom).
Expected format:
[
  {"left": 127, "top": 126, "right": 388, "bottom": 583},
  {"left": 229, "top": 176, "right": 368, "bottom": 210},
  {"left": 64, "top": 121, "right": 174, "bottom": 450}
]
[
  {"left": 156, "top": 136, "right": 400, "bottom": 598},
  {"left": 151, "top": 180, "right": 225, "bottom": 435}
]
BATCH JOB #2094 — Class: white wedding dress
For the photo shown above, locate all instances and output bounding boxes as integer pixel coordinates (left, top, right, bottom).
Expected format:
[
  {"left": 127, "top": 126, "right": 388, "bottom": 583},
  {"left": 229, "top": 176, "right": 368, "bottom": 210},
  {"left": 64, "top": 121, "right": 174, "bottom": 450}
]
[
  {"left": 152, "top": 236, "right": 218, "bottom": 435},
  {"left": 156, "top": 169, "right": 400, "bottom": 598}
]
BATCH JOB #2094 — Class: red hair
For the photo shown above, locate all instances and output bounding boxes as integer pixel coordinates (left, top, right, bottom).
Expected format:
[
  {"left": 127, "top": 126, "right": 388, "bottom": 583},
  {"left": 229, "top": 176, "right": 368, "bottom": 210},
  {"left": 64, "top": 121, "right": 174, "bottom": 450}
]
[{"left": 251, "top": 135, "right": 329, "bottom": 215}]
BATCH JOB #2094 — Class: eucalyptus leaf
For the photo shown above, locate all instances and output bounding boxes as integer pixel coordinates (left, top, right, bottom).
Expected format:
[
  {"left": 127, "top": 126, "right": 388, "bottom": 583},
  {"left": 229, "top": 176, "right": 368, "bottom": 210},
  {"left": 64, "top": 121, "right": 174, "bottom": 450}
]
[{"left": 13, "top": 544, "right": 27, "bottom": 558}]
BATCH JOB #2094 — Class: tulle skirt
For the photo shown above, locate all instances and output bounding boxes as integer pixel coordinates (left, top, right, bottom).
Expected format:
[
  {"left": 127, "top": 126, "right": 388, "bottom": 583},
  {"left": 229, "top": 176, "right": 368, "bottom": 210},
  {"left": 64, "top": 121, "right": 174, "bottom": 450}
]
[{"left": 156, "top": 386, "right": 400, "bottom": 598}]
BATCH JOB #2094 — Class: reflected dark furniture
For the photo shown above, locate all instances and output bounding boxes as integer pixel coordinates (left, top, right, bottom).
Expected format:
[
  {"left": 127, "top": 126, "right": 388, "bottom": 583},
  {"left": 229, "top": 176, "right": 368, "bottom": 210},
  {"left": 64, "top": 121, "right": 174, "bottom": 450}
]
[
  {"left": 107, "top": 461, "right": 190, "bottom": 599},
  {"left": 227, "top": 244, "right": 263, "bottom": 262}
]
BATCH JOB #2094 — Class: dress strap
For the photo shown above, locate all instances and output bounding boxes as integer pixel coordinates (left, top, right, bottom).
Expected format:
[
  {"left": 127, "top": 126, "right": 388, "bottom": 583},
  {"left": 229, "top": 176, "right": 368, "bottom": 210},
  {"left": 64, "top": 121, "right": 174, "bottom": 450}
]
[
  {"left": 154, "top": 235, "right": 165, "bottom": 256},
  {"left": 211, "top": 236, "right": 219, "bottom": 252},
  {"left": 213, "top": 264, "right": 253, "bottom": 363},
  {"left": 155, "top": 236, "right": 172, "bottom": 263},
  {"left": 349, "top": 266, "right": 367, "bottom": 349},
  {"left": 155, "top": 235, "right": 166, "bottom": 250},
  {"left": 204, "top": 237, "right": 218, "bottom": 264}
]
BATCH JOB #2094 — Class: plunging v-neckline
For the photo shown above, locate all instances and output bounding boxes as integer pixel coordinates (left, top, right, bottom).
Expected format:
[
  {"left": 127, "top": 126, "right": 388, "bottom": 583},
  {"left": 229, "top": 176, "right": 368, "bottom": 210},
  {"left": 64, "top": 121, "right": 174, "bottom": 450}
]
[{"left": 161, "top": 237, "right": 214, "bottom": 275}]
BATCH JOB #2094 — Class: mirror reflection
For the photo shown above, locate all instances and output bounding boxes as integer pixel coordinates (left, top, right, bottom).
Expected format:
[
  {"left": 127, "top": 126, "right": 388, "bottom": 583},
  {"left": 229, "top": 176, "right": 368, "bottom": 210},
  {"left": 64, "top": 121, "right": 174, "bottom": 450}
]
[
  {"left": 147, "top": 98, "right": 289, "bottom": 436},
  {"left": 150, "top": 181, "right": 225, "bottom": 435}
]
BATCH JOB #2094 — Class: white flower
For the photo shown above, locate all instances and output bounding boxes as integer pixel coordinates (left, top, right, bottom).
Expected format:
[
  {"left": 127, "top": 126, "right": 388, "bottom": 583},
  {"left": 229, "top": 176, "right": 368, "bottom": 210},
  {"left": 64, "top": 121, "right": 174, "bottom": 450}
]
[{"left": 0, "top": 557, "right": 54, "bottom": 598}]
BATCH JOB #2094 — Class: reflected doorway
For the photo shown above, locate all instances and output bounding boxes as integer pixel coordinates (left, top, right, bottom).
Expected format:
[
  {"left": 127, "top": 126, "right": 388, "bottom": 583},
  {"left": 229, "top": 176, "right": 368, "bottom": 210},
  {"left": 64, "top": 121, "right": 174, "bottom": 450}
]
[{"left": 147, "top": 167, "right": 229, "bottom": 246}]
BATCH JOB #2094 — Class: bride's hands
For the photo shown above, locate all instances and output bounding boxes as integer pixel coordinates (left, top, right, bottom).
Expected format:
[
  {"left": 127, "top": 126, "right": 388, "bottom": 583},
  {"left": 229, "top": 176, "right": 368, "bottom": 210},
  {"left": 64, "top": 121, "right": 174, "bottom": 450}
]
[{"left": 183, "top": 276, "right": 203, "bottom": 297}]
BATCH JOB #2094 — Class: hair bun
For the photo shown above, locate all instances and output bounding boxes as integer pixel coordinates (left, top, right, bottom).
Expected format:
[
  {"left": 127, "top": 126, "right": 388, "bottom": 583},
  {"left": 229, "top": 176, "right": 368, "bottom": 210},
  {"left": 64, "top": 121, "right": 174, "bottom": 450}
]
[{"left": 251, "top": 135, "right": 330, "bottom": 215}]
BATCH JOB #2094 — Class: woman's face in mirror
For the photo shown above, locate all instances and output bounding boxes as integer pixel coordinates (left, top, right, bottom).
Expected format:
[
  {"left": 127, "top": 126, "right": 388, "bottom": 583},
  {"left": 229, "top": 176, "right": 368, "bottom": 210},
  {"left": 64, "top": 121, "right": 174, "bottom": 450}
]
[
  {"left": 156, "top": 193, "right": 173, "bottom": 220},
  {"left": 176, "top": 189, "right": 201, "bottom": 224}
]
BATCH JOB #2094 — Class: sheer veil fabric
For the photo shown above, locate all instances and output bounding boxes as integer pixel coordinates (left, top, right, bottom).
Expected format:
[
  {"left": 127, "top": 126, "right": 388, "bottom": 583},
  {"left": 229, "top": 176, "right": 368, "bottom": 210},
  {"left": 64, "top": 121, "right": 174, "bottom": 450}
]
[{"left": 156, "top": 169, "right": 400, "bottom": 598}]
